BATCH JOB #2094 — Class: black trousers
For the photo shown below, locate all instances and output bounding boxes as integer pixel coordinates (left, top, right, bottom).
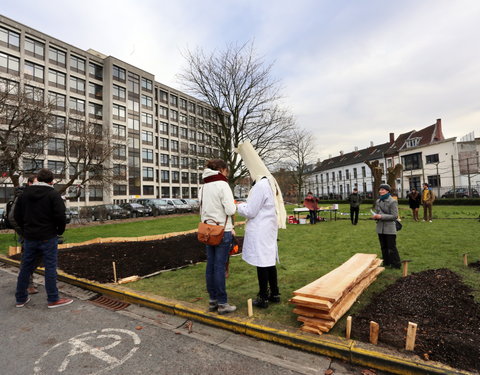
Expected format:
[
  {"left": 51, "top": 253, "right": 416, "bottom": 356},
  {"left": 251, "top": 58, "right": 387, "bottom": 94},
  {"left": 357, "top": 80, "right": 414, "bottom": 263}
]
[
  {"left": 256, "top": 266, "right": 279, "bottom": 298},
  {"left": 350, "top": 207, "right": 359, "bottom": 224},
  {"left": 378, "top": 234, "right": 401, "bottom": 268}
]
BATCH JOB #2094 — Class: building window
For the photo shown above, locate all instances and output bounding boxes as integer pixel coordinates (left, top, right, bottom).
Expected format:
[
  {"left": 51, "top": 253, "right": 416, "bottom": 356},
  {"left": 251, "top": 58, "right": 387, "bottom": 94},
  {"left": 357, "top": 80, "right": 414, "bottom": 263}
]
[
  {"left": 23, "top": 158, "right": 44, "bottom": 173},
  {"left": 0, "top": 77, "right": 19, "bottom": 94},
  {"left": 0, "top": 27, "right": 20, "bottom": 49},
  {"left": 159, "top": 90, "right": 168, "bottom": 103},
  {"left": 89, "top": 62, "right": 103, "bottom": 80},
  {"left": 161, "top": 170, "right": 170, "bottom": 183},
  {"left": 141, "top": 94, "right": 153, "bottom": 109},
  {"left": 425, "top": 154, "right": 439, "bottom": 164},
  {"left": 142, "top": 149, "right": 154, "bottom": 163},
  {"left": 159, "top": 121, "right": 168, "bottom": 135},
  {"left": 25, "top": 85, "right": 44, "bottom": 102},
  {"left": 69, "top": 97, "right": 85, "bottom": 114},
  {"left": 128, "top": 136, "right": 140, "bottom": 150},
  {"left": 159, "top": 137, "right": 169, "bottom": 151},
  {"left": 170, "top": 94, "right": 178, "bottom": 107},
  {"left": 188, "top": 101, "right": 196, "bottom": 113},
  {"left": 172, "top": 171, "right": 180, "bottom": 183},
  {"left": 112, "top": 65, "right": 126, "bottom": 82},
  {"left": 0, "top": 52, "right": 20, "bottom": 75},
  {"left": 180, "top": 127, "right": 188, "bottom": 139},
  {"left": 47, "top": 160, "right": 65, "bottom": 177},
  {"left": 24, "top": 61, "right": 44, "bottom": 82},
  {"left": 361, "top": 166, "right": 366, "bottom": 178},
  {"left": 141, "top": 130, "right": 153, "bottom": 145},
  {"left": 69, "top": 76, "right": 85, "bottom": 94},
  {"left": 112, "top": 124, "right": 126, "bottom": 139},
  {"left": 48, "top": 115, "right": 66, "bottom": 134},
  {"left": 171, "top": 140, "right": 179, "bottom": 152},
  {"left": 427, "top": 175, "right": 441, "bottom": 188},
  {"left": 89, "top": 82, "right": 103, "bottom": 100},
  {"left": 406, "top": 137, "right": 421, "bottom": 148},
  {"left": 179, "top": 98, "right": 187, "bottom": 110},
  {"left": 112, "top": 104, "right": 126, "bottom": 120},
  {"left": 170, "top": 109, "right": 178, "bottom": 122},
  {"left": 159, "top": 106, "right": 168, "bottom": 119},
  {"left": 113, "top": 164, "right": 127, "bottom": 179},
  {"left": 180, "top": 114, "right": 187, "bottom": 125},
  {"left": 25, "top": 37, "right": 45, "bottom": 59},
  {"left": 190, "top": 173, "right": 197, "bottom": 184},
  {"left": 68, "top": 118, "right": 84, "bottom": 135},
  {"left": 112, "top": 84, "right": 126, "bottom": 101},
  {"left": 49, "top": 92, "right": 67, "bottom": 111},
  {"left": 160, "top": 154, "right": 169, "bottom": 167},
  {"left": 181, "top": 157, "right": 189, "bottom": 168},
  {"left": 171, "top": 155, "right": 179, "bottom": 168},
  {"left": 114, "top": 184, "right": 127, "bottom": 195},
  {"left": 141, "top": 112, "right": 153, "bottom": 127},
  {"left": 181, "top": 172, "right": 189, "bottom": 183},
  {"left": 48, "top": 138, "right": 65, "bottom": 156},
  {"left": 402, "top": 152, "right": 422, "bottom": 171},
  {"left": 128, "top": 99, "right": 140, "bottom": 112},
  {"left": 141, "top": 77, "right": 152, "bottom": 92},
  {"left": 127, "top": 115, "right": 139, "bottom": 130},
  {"left": 88, "top": 103, "right": 103, "bottom": 119},
  {"left": 70, "top": 55, "right": 85, "bottom": 74},
  {"left": 332, "top": 172, "right": 335, "bottom": 182},
  {"left": 48, "top": 69, "right": 67, "bottom": 89},
  {"left": 48, "top": 46, "right": 66, "bottom": 67},
  {"left": 346, "top": 169, "right": 350, "bottom": 180},
  {"left": 127, "top": 72, "right": 139, "bottom": 94},
  {"left": 170, "top": 124, "right": 178, "bottom": 137},
  {"left": 353, "top": 168, "right": 357, "bottom": 179},
  {"left": 142, "top": 167, "right": 154, "bottom": 181},
  {"left": 113, "top": 144, "right": 126, "bottom": 160}
]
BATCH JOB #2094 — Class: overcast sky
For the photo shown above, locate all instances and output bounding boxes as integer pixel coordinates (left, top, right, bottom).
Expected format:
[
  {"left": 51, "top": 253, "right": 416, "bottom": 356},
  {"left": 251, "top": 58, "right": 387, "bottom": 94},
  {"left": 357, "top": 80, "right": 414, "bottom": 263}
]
[{"left": 3, "top": 0, "right": 480, "bottom": 161}]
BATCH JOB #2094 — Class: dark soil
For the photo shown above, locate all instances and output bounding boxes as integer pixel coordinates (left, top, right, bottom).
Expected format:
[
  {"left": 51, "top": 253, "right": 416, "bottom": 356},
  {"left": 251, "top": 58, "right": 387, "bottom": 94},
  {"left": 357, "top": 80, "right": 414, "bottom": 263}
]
[
  {"left": 352, "top": 269, "right": 480, "bottom": 372},
  {"left": 469, "top": 260, "right": 480, "bottom": 272},
  {"left": 11, "top": 233, "right": 242, "bottom": 284}
]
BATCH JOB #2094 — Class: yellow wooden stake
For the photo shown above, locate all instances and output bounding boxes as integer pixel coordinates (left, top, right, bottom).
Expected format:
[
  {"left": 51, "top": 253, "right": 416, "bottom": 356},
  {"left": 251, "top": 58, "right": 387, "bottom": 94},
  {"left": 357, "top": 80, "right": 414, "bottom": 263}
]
[
  {"left": 112, "top": 261, "right": 117, "bottom": 283},
  {"left": 405, "top": 322, "right": 418, "bottom": 351},
  {"left": 247, "top": 298, "right": 253, "bottom": 317},
  {"left": 463, "top": 253, "right": 468, "bottom": 267},
  {"left": 369, "top": 321, "right": 379, "bottom": 345},
  {"left": 401, "top": 260, "right": 411, "bottom": 277},
  {"left": 345, "top": 316, "right": 352, "bottom": 339}
]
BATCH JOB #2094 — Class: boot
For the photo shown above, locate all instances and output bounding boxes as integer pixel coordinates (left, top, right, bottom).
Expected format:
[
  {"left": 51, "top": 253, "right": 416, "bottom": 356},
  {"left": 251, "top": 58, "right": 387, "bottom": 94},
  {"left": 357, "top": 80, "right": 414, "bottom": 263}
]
[{"left": 253, "top": 295, "right": 269, "bottom": 308}]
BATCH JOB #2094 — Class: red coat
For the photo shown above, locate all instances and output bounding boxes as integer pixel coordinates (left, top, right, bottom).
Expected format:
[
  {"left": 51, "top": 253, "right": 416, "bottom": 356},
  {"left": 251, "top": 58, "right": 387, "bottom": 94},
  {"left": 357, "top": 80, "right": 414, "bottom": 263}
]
[{"left": 303, "top": 195, "right": 318, "bottom": 211}]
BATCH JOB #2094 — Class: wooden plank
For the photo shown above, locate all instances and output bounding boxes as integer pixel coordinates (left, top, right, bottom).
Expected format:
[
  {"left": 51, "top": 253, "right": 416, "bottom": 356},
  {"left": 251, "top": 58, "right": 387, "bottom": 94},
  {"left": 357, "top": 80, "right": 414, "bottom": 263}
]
[
  {"left": 297, "top": 316, "right": 336, "bottom": 331},
  {"left": 293, "top": 253, "right": 378, "bottom": 302},
  {"left": 346, "top": 316, "right": 352, "bottom": 339},
  {"left": 405, "top": 322, "right": 417, "bottom": 351},
  {"left": 290, "top": 295, "right": 333, "bottom": 310},
  {"left": 370, "top": 321, "right": 379, "bottom": 345},
  {"left": 293, "top": 307, "right": 334, "bottom": 321},
  {"left": 300, "top": 325, "right": 323, "bottom": 335}
]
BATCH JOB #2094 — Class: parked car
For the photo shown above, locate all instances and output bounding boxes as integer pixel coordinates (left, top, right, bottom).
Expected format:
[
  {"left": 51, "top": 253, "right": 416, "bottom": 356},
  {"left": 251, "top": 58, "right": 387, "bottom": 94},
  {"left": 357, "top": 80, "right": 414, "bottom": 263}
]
[
  {"left": 120, "top": 202, "right": 152, "bottom": 218},
  {"left": 91, "top": 204, "right": 130, "bottom": 221},
  {"left": 441, "top": 188, "right": 480, "bottom": 198},
  {"left": 164, "top": 198, "right": 191, "bottom": 213},
  {"left": 134, "top": 199, "right": 175, "bottom": 216},
  {"left": 181, "top": 199, "right": 199, "bottom": 212}
]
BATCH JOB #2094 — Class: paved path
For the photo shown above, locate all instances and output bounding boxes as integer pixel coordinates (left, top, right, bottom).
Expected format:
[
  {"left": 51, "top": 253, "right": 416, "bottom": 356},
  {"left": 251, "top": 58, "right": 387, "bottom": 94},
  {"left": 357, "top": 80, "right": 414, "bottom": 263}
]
[{"left": 1, "top": 264, "right": 389, "bottom": 375}]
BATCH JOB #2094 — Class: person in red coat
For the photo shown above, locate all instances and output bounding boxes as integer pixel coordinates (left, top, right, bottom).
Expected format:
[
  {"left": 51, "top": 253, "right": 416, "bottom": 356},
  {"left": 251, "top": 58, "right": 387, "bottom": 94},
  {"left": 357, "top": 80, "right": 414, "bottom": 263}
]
[{"left": 303, "top": 192, "right": 319, "bottom": 224}]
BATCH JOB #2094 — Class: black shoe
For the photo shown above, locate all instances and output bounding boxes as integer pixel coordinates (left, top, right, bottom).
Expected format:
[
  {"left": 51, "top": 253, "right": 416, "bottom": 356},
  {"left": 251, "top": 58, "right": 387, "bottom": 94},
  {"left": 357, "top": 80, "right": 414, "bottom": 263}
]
[
  {"left": 268, "top": 295, "right": 281, "bottom": 303},
  {"left": 253, "top": 296, "right": 269, "bottom": 308}
]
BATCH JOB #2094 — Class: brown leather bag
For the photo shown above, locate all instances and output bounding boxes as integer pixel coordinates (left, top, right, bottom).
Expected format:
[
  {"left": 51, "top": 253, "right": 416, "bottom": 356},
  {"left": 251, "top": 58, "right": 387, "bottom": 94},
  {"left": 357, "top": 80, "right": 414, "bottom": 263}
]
[{"left": 197, "top": 218, "right": 227, "bottom": 245}]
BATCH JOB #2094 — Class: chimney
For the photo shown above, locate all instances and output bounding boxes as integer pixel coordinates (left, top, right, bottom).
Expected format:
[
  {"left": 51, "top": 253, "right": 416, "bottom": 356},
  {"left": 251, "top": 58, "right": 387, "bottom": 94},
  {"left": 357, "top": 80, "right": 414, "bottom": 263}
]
[
  {"left": 435, "top": 118, "right": 444, "bottom": 141},
  {"left": 370, "top": 141, "right": 374, "bottom": 147},
  {"left": 389, "top": 132, "right": 395, "bottom": 144},
  {"left": 354, "top": 146, "right": 358, "bottom": 151},
  {"left": 328, "top": 154, "right": 332, "bottom": 159},
  {"left": 340, "top": 151, "right": 344, "bottom": 156}
]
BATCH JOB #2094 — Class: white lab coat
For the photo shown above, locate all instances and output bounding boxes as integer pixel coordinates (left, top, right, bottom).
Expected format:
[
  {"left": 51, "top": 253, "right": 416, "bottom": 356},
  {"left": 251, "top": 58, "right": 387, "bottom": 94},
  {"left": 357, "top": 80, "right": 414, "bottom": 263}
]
[{"left": 237, "top": 178, "right": 278, "bottom": 267}]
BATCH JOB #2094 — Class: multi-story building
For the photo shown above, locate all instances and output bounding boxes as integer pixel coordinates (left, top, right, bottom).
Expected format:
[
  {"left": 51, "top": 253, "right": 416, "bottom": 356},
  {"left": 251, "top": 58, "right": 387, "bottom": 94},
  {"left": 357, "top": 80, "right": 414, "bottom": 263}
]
[{"left": 0, "top": 15, "right": 221, "bottom": 205}]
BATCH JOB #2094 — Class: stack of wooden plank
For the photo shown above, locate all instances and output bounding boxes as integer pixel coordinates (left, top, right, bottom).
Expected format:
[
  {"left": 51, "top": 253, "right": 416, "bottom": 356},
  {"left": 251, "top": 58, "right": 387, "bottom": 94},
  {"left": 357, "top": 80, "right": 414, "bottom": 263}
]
[{"left": 290, "top": 253, "right": 384, "bottom": 335}]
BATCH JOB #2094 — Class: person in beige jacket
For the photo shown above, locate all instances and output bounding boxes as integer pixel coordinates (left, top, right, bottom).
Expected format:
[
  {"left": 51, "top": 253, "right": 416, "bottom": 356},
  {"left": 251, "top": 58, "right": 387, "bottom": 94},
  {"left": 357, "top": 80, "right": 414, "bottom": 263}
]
[{"left": 421, "top": 183, "right": 435, "bottom": 222}]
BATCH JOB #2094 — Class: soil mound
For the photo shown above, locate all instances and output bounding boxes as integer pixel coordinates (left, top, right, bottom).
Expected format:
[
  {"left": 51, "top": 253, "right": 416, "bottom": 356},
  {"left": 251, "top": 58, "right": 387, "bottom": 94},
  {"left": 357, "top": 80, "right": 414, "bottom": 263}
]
[
  {"left": 12, "top": 234, "right": 242, "bottom": 284},
  {"left": 352, "top": 268, "right": 480, "bottom": 372},
  {"left": 469, "top": 260, "right": 480, "bottom": 272}
]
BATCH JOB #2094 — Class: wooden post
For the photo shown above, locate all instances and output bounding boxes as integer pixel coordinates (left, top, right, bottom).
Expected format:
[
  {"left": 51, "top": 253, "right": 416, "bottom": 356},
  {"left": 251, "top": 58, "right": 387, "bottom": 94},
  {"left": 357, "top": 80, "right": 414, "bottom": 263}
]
[
  {"left": 112, "top": 261, "right": 117, "bottom": 283},
  {"left": 247, "top": 298, "right": 253, "bottom": 317},
  {"left": 405, "top": 322, "right": 418, "bottom": 350},
  {"left": 345, "top": 316, "right": 352, "bottom": 339},
  {"left": 401, "top": 260, "right": 412, "bottom": 277},
  {"left": 463, "top": 253, "right": 468, "bottom": 267},
  {"left": 369, "top": 321, "right": 379, "bottom": 345}
]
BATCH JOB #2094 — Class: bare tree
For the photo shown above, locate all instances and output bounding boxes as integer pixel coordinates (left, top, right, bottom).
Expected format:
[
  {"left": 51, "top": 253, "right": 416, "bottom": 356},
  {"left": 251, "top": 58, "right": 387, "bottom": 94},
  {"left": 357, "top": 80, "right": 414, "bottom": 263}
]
[
  {"left": 0, "top": 78, "right": 52, "bottom": 186},
  {"left": 365, "top": 160, "right": 383, "bottom": 202},
  {"left": 179, "top": 42, "right": 295, "bottom": 185},
  {"left": 284, "top": 127, "right": 316, "bottom": 202},
  {"left": 386, "top": 164, "right": 403, "bottom": 195}
]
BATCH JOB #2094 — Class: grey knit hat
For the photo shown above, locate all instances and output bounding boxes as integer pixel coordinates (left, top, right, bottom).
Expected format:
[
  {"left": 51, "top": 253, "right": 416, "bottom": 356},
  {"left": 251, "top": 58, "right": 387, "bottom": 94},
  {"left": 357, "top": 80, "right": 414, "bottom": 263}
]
[{"left": 379, "top": 183, "right": 391, "bottom": 192}]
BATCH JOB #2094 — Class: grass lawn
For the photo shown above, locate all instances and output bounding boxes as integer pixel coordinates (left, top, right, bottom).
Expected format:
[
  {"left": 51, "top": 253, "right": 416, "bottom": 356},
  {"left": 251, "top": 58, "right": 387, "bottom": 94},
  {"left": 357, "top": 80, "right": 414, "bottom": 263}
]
[{"left": 1, "top": 205, "right": 479, "bottom": 336}]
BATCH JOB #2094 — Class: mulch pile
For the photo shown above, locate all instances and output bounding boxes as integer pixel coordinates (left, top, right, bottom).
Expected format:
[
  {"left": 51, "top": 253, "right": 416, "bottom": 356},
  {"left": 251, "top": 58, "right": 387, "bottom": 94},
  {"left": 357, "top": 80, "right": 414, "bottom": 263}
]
[
  {"left": 469, "top": 260, "right": 480, "bottom": 272},
  {"left": 352, "top": 268, "right": 480, "bottom": 372},
  {"left": 11, "top": 233, "right": 242, "bottom": 284}
]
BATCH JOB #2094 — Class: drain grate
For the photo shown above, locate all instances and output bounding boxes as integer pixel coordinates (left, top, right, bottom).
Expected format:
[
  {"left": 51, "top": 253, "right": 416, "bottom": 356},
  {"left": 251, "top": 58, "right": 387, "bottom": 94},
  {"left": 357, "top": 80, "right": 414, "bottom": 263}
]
[{"left": 89, "top": 295, "right": 130, "bottom": 311}]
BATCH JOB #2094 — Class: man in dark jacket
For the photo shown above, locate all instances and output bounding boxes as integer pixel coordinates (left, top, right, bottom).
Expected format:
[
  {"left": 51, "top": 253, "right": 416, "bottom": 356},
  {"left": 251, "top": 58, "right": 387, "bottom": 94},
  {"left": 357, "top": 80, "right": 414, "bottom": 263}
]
[
  {"left": 14, "top": 168, "right": 73, "bottom": 308},
  {"left": 347, "top": 187, "right": 362, "bottom": 225}
]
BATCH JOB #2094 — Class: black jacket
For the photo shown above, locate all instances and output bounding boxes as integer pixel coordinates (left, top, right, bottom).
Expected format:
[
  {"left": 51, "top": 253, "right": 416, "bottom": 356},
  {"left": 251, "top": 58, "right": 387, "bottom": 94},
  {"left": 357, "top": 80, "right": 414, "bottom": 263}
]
[{"left": 14, "top": 184, "right": 66, "bottom": 240}]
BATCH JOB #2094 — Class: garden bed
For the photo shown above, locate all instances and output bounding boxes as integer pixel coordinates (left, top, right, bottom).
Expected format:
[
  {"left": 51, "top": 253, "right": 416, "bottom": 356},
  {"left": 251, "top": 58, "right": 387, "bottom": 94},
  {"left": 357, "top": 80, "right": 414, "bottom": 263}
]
[
  {"left": 352, "top": 268, "right": 480, "bottom": 372},
  {"left": 11, "top": 233, "right": 242, "bottom": 283}
]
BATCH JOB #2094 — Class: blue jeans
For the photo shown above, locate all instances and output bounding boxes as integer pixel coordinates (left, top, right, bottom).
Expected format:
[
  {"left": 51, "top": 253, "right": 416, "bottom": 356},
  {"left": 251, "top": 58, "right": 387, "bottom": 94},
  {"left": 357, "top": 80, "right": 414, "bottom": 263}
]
[
  {"left": 16, "top": 237, "right": 59, "bottom": 303},
  {"left": 205, "top": 231, "right": 232, "bottom": 304}
]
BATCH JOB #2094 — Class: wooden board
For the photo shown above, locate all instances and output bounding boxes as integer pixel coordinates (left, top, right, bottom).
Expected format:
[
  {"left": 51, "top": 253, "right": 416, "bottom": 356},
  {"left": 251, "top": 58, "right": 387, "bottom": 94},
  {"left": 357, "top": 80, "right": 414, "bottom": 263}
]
[
  {"left": 293, "top": 253, "right": 378, "bottom": 302},
  {"left": 297, "top": 316, "right": 336, "bottom": 331},
  {"left": 289, "top": 295, "right": 333, "bottom": 310},
  {"left": 300, "top": 324, "right": 323, "bottom": 335}
]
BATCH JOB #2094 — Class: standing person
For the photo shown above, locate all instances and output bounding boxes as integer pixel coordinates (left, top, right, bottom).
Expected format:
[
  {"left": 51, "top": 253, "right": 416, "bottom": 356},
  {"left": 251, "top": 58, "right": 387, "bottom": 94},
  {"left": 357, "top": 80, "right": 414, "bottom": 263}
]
[
  {"left": 303, "top": 192, "right": 319, "bottom": 224},
  {"left": 200, "top": 159, "right": 237, "bottom": 315},
  {"left": 236, "top": 141, "right": 287, "bottom": 309},
  {"left": 14, "top": 168, "right": 72, "bottom": 308},
  {"left": 408, "top": 188, "right": 421, "bottom": 221},
  {"left": 371, "top": 184, "right": 401, "bottom": 269},
  {"left": 347, "top": 188, "right": 362, "bottom": 225},
  {"left": 421, "top": 183, "right": 435, "bottom": 222}
]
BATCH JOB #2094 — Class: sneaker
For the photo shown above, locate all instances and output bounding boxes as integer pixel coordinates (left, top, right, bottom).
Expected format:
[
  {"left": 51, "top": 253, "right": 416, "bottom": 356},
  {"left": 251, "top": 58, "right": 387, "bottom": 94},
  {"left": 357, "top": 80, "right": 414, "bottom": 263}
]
[
  {"left": 217, "top": 303, "right": 236, "bottom": 315},
  {"left": 16, "top": 296, "right": 31, "bottom": 308},
  {"left": 253, "top": 296, "right": 269, "bottom": 308},
  {"left": 48, "top": 298, "right": 73, "bottom": 309},
  {"left": 208, "top": 300, "right": 218, "bottom": 312},
  {"left": 28, "top": 286, "right": 39, "bottom": 294},
  {"left": 429, "top": 220, "right": 432, "bottom": 223}
]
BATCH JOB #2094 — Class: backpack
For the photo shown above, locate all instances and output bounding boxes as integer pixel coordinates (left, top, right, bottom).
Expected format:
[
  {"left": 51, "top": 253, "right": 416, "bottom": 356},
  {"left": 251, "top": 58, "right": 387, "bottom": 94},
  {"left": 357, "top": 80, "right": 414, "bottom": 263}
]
[{"left": 5, "top": 186, "right": 24, "bottom": 234}]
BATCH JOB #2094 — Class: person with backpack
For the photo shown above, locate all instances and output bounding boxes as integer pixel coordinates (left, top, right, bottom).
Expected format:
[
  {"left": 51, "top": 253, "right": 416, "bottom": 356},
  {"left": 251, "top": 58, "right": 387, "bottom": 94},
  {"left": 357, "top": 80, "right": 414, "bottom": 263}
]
[{"left": 14, "top": 168, "right": 72, "bottom": 308}]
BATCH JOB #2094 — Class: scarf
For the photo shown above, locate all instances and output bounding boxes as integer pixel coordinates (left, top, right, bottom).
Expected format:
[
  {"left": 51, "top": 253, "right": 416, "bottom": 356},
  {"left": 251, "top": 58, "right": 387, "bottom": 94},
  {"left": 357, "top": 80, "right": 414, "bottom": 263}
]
[
  {"left": 203, "top": 173, "right": 228, "bottom": 184},
  {"left": 379, "top": 193, "right": 391, "bottom": 201}
]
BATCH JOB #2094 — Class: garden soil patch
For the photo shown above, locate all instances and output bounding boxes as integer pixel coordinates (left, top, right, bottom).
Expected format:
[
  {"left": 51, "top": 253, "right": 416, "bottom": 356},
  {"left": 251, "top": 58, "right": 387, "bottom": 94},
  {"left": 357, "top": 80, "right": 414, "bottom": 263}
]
[
  {"left": 469, "top": 260, "right": 480, "bottom": 272},
  {"left": 352, "top": 268, "right": 480, "bottom": 372},
  {"left": 11, "top": 233, "right": 242, "bottom": 284}
]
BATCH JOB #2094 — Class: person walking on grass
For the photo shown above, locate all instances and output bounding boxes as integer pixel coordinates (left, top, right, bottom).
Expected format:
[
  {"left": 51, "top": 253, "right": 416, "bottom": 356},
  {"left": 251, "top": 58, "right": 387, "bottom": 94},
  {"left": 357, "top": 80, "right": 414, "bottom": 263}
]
[
  {"left": 421, "top": 182, "right": 435, "bottom": 222},
  {"left": 408, "top": 188, "right": 421, "bottom": 221},
  {"left": 200, "top": 159, "right": 237, "bottom": 315},
  {"left": 303, "top": 192, "right": 319, "bottom": 224},
  {"left": 14, "top": 168, "right": 73, "bottom": 308},
  {"left": 372, "top": 184, "right": 401, "bottom": 269},
  {"left": 347, "top": 187, "right": 362, "bottom": 225}
]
